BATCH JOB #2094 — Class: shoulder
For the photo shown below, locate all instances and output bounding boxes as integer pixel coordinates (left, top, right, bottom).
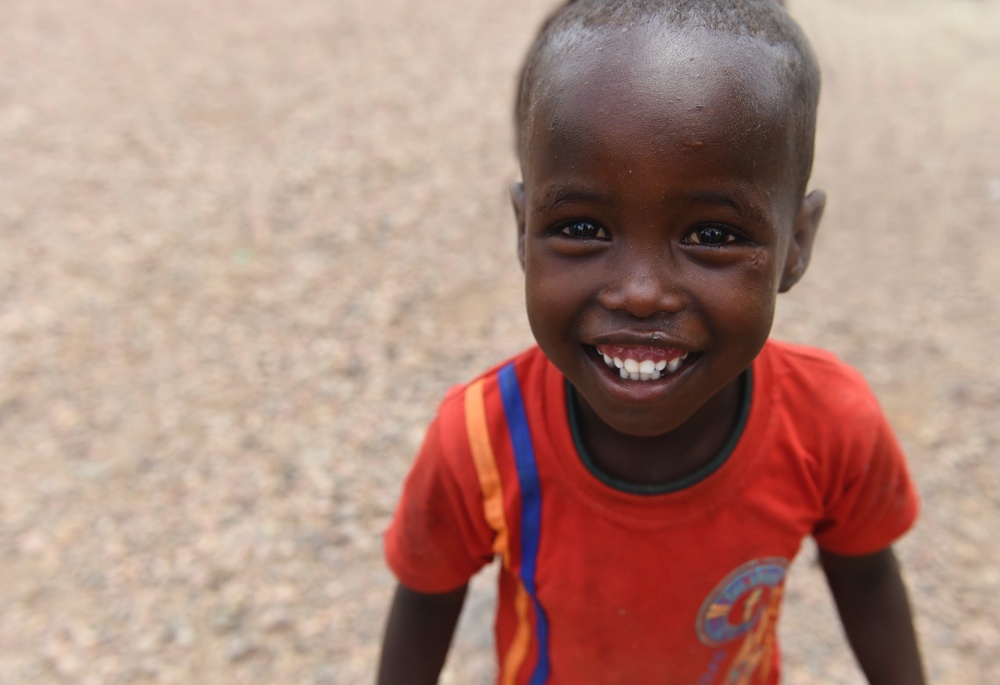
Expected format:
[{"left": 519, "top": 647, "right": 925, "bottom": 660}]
[
  {"left": 437, "top": 345, "right": 552, "bottom": 417},
  {"left": 759, "top": 339, "right": 882, "bottom": 424},
  {"left": 391, "top": 349, "right": 550, "bottom": 534},
  {"left": 427, "top": 346, "right": 554, "bottom": 460},
  {"left": 756, "top": 345, "right": 922, "bottom": 553},
  {"left": 755, "top": 341, "right": 913, "bottom": 499}
]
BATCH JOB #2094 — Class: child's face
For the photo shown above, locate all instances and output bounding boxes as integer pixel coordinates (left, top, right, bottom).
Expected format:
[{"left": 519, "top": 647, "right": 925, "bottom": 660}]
[{"left": 512, "top": 27, "right": 824, "bottom": 439}]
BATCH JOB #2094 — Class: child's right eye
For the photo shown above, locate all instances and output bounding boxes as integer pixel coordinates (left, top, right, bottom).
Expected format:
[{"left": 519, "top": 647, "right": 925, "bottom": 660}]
[{"left": 560, "top": 221, "right": 609, "bottom": 240}]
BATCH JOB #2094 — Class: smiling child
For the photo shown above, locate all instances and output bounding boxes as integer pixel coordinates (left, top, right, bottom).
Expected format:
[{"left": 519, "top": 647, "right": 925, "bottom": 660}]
[{"left": 377, "top": 1, "right": 924, "bottom": 683}]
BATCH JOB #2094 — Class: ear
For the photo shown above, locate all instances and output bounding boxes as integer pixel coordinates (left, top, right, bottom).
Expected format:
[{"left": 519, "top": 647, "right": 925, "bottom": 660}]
[
  {"left": 510, "top": 181, "right": 527, "bottom": 270},
  {"left": 779, "top": 189, "right": 826, "bottom": 293}
]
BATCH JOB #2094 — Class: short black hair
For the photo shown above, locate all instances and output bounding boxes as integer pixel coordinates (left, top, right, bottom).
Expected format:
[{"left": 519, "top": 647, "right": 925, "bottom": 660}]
[{"left": 515, "top": 0, "right": 821, "bottom": 193}]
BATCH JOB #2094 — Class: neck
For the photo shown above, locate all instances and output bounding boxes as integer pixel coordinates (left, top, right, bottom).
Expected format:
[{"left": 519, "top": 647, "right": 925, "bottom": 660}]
[{"left": 572, "top": 374, "right": 745, "bottom": 489}]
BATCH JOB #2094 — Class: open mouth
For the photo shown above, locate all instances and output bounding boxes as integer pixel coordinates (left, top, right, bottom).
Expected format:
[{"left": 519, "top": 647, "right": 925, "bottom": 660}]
[{"left": 593, "top": 344, "right": 692, "bottom": 382}]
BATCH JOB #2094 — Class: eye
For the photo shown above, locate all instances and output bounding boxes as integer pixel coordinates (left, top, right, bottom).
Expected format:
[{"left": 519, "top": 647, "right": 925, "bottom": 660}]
[
  {"left": 685, "top": 225, "right": 738, "bottom": 246},
  {"left": 560, "top": 221, "right": 609, "bottom": 240}
]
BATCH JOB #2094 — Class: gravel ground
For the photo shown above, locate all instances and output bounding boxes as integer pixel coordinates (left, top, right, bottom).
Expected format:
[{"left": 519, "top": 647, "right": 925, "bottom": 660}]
[{"left": 1, "top": 0, "right": 998, "bottom": 683}]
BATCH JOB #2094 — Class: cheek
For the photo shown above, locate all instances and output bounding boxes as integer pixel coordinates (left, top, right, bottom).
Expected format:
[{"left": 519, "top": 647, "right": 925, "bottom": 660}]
[
  {"left": 524, "top": 257, "right": 597, "bottom": 344},
  {"left": 748, "top": 248, "right": 782, "bottom": 286},
  {"left": 524, "top": 262, "right": 568, "bottom": 325},
  {"left": 706, "top": 259, "right": 780, "bottom": 333},
  {"left": 739, "top": 249, "right": 783, "bottom": 298},
  {"left": 525, "top": 251, "right": 576, "bottom": 302}
]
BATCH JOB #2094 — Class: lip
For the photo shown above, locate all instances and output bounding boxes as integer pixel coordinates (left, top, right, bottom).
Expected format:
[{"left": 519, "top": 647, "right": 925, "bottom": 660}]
[
  {"left": 587, "top": 330, "right": 697, "bottom": 366},
  {"left": 589, "top": 329, "right": 694, "bottom": 350},
  {"left": 594, "top": 344, "right": 688, "bottom": 365}
]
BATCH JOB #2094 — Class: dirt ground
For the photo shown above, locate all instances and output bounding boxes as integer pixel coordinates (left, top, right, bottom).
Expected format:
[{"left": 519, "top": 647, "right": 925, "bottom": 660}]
[{"left": 1, "top": 0, "right": 998, "bottom": 683}]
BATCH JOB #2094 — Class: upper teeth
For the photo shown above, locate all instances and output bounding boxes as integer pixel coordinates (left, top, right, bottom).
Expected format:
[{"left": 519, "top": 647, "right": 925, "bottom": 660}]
[{"left": 601, "top": 352, "right": 688, "bottom": 381}]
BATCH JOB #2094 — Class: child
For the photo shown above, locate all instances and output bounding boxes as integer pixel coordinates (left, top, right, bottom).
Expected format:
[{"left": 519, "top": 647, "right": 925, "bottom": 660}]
[{"left": 378, "top": 0, "right": 925, "bottom": 683}]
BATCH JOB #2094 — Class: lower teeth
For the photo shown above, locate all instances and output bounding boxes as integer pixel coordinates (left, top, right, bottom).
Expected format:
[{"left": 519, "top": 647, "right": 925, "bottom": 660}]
[{"left": 619, "top": 368, "right": 664, "bottom": 381}]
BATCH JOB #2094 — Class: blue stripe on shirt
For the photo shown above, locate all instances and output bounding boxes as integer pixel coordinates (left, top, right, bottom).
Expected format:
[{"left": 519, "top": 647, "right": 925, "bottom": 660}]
[{"left": 499, "top": 362, "right": 551, "bottom": 685}]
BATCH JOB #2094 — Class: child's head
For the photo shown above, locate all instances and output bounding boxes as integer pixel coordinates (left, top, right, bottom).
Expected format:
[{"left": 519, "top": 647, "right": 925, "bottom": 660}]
[
  {"left": 510, "top": 0, "right": 826, "bottom": 441},
  {"left": 515, "top": 0, "right": 819, "bottom": 195}
]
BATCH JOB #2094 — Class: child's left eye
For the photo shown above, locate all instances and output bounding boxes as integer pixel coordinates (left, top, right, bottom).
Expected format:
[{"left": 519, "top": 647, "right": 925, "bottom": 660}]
[
  {"left": 560, "top": 221, "right": 609, "bottom": 240},
  {"left": 685, "top": 225, "right": 738, "bottom": 245}
]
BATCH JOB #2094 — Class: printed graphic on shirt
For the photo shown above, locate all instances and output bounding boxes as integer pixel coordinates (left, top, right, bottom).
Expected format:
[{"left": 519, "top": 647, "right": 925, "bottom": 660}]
[{"left": 696, "top": 558, "right": 789, "bottom": 685}]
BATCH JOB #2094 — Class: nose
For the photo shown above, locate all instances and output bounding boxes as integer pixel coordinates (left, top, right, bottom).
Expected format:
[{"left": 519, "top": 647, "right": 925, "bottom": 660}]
[{"left": 598, "top": 256, "right": 686, "bottom": 319}]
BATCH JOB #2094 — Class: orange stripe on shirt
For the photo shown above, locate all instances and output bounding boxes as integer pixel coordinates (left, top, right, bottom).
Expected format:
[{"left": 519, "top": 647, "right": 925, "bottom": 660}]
[
  {"left": 465, "top": 379, "right": 511, "bottom": 566},
  {"left": 502, "top": 584, "right": 533, "bottom": 685},
  {"left": 465, "top": 379, "right": 532, "bottom": 685}
]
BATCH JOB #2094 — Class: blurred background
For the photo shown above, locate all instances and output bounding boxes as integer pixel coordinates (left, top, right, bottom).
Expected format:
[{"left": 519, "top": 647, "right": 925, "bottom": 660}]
[{"left": 1, "top": 0, "right": 998, "bottom": 682}]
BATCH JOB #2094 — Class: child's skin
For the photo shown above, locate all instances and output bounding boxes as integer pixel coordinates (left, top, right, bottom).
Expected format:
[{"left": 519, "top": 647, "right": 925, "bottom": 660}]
[{"left": 379, "top": 19, "right": 924, "bottom": 685}]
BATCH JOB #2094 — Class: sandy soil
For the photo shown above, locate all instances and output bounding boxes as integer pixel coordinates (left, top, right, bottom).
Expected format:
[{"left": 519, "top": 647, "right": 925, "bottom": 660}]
[{"left": 1, "top": 0, "right": 998, "bottom": 683}]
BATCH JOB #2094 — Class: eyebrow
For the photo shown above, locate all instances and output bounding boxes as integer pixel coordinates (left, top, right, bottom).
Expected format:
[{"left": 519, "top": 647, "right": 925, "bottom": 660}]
[
  {"left": 533, "top": 186, "right": 769, "bottom": 224},
  {"left": 680, "top": 190, "right": 769, "bottom": 224},
  {"left": 532, "top": 186, "right": 611, "bottom": 216}
]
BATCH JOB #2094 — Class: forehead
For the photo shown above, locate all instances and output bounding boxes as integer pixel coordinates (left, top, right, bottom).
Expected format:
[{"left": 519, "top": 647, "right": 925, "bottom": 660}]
[{"left": 524, "top": 26, "right": 795, "bottom": 183}]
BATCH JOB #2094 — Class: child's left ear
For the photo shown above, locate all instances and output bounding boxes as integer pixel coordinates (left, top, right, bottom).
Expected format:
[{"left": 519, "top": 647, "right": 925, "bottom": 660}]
[
  {"left": 510, "top": 181, "right": 527, "bottom": 270},
  {"left": 779, "top": 189, "right": 826, "bottom": 293}
]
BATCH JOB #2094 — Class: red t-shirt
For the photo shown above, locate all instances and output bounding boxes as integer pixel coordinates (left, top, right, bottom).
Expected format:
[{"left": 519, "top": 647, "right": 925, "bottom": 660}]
[{"left": 385, "top": 340, "right": 919, "bottom": 684}]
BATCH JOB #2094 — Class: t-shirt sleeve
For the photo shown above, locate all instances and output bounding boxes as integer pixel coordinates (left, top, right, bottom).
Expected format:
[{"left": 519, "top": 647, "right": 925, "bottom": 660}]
[
  {"left": 384, "top": 403, "right": 496, "bottom": 593},
  {"left": 811, "top": 397, "right": 920, "bottom": 556}
]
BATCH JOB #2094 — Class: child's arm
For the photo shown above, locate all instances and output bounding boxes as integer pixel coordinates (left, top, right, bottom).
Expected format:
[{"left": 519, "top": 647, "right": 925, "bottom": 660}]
[
  {"left": 819, "top": 546, "right": 926, "bottom": 685},
  {"left": 376, "top": 582, "right": 468, "bottom": 685}
]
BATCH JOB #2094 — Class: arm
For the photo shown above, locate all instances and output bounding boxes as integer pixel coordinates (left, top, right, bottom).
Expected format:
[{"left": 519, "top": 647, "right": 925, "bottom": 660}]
[
  {"left": 376, "top": 582, "right": 468, "bottom": 685},
  {"left": 819, "top": 546, "right": 926, "bottom": 685}
]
